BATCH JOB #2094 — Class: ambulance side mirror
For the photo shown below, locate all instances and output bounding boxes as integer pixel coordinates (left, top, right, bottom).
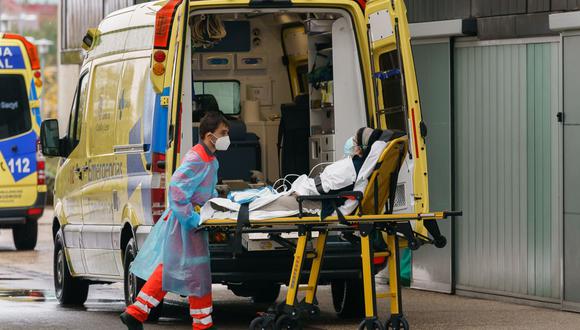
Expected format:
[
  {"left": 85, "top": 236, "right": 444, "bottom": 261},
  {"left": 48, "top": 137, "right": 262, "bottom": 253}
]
[
  {"left": 81, "top": 28, "right": 100, "bottom": 51},
  {"left": 40, "top": 119, "right": 63, "bottom": 157}
]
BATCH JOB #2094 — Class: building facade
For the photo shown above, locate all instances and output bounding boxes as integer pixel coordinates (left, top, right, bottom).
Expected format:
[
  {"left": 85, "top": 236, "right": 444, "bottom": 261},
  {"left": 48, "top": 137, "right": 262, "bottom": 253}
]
[
  {"left": 57, "top": 0, "right": 148, "bottom": 131},
  {"left": 407, "top": 0, "right": 580, "bottom": 312}
]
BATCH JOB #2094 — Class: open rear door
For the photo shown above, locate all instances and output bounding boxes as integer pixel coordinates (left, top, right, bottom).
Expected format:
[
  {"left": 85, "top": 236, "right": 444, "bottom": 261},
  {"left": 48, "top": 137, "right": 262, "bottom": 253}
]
[
  {"left": 150, "top": 0, "right": 190, "bottom": 179},
  {"left": 366, "top": 0, "right": 430, "bottom": 214}
]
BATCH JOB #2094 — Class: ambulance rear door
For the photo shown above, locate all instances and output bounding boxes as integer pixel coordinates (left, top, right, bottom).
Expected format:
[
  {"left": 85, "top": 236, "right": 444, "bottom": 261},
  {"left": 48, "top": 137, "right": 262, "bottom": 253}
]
[
  {"left": 149, "top": 0, "right": 190, "bottom": 180},
  {"left": 365, "top": 0, "right": 430, "bottom": 213}
]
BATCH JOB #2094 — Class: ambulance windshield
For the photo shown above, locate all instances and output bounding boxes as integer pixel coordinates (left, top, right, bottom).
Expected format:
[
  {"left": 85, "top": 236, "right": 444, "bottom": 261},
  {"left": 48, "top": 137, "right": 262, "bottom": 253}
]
[{"left": 0, "top": 74, "right": 31, "bottom": 139}]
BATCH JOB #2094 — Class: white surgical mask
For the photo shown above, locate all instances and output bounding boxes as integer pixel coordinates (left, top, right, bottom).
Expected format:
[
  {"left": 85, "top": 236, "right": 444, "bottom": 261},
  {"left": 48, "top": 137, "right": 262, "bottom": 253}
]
[
  {"left": 343, "top": 136, "right": 356, "bottom": 158},
  {"left": 211, "top": 133, "right": 230, "bottom": 151}
]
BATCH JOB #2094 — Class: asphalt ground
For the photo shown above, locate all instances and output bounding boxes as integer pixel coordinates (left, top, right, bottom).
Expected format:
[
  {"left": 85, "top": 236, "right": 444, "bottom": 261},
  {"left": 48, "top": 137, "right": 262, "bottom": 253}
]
[{"left": 0, "top": 208, "right": 579, "bottom": 329}]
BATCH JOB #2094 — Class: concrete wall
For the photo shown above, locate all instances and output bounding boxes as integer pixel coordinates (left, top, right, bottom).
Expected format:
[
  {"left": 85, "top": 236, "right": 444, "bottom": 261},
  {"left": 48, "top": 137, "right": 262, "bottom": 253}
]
[{"left": 405, "top": 0, "right": 580, "bottom": 39}]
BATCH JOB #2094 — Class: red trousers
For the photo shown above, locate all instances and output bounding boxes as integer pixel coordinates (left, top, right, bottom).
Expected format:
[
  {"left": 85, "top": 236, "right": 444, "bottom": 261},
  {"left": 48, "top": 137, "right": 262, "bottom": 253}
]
[{"left": 125, "top": 264, "right": 213, "bottom": 329}]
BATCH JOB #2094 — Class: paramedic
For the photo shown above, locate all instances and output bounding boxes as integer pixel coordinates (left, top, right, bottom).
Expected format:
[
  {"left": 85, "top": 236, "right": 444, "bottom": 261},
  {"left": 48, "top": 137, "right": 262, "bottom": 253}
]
[{"left": 120, "top": 112, "right": 230, "bottom": 330}]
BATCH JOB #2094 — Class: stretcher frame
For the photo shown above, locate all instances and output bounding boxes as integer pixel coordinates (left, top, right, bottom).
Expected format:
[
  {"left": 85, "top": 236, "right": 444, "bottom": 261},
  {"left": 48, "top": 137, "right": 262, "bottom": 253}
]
[{"left": 200, "top": 136, "right": 461, "bottom": 330}]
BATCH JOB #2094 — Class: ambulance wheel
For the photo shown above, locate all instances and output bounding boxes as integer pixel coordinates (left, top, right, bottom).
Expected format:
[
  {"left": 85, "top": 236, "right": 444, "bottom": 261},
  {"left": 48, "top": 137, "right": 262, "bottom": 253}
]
[
  {"left": 54, "top": 232, "right": 89, "bottom": 305},
  {"left": 13, "top": 219, "right": 38, "bottom": 250},
  {"left": 331, "top": 279, "right": 365, "bottom": 318},
  {"left": 251, "top": 283, "right": 281, "bottom": 304},
  {"left": 249, "top": 315, "right": 274, "bottom": 330},
  {"left": 124, "top": 238, "right": 163, "bottom": 322},
  {"left": 274, "top": 315, "right": 302, "bottom": 330}
]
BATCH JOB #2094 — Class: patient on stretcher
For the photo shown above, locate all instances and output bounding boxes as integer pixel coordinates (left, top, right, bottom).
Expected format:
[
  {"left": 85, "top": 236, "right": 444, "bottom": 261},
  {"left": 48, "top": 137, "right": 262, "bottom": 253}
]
[{"left": 200, "top": 128, "right": 403, "bottom": 222}]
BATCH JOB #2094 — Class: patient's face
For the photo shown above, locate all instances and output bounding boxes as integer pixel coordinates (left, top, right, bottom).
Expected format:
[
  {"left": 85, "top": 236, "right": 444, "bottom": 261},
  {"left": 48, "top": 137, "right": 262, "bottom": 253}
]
[{"left": 352, "top": 136, "right": 363, "bottom": 157}]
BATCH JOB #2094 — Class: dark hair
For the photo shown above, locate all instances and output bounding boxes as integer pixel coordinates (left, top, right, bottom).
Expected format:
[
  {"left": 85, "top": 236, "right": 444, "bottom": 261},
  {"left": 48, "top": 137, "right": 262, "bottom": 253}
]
[
  {"left": 199, "top": 111, "right": 230, "bottom": 140},
  {"left": 357, "top": 128, "right": 383, "bottom": 160}
]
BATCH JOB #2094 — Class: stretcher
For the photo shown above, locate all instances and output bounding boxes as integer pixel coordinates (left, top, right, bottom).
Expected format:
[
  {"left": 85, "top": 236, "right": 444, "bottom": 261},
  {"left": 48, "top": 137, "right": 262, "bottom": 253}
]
[{"left": 200, "top": 136, "right": 460, "bottom": 330}]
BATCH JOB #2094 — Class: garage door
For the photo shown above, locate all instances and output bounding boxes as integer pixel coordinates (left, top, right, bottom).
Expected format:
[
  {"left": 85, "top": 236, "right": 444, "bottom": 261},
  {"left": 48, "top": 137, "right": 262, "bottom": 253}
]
[{"left": 454, "top": 40, "right": 560, "bottom": 300}]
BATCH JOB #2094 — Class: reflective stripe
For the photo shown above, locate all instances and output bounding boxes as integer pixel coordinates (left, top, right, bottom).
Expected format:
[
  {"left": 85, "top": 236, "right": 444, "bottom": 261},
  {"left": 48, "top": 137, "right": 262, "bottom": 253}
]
[
  {"left": 193, "top": 315, "right": 213, "bottom": 325},
  {"left": 190, "top": 306, "right": 212, "bottom": 315},
  {"left": 138, "top": 292, "right": 160, "bottom": 306},
  {"left": 134, "top": 301, "right": 150, "bottom": 314}
]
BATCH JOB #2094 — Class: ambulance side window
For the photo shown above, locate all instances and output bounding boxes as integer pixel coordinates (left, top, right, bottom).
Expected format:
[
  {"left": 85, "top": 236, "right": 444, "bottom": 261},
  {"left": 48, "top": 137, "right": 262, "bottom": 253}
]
[
  {"left": 378, "top": 51, "right": 406, "bottom": 131},
  {"left": 67, "top": 73, "right": 89, "bottom": 151}
]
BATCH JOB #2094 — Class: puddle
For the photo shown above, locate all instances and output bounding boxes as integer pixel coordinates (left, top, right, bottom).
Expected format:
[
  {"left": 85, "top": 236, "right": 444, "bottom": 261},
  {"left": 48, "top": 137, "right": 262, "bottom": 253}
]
[{"left": 0, "top": 288, "right": 55, "bottom": 302}]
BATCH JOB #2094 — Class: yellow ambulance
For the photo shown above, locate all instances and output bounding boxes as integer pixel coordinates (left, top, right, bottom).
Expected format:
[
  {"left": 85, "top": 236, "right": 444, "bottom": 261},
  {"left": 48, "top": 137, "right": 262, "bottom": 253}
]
[
  {"left": 0, "top": 33, "right": 46, "bottom": 251},
  {"left": 41, "top": 0, "right": 431, "bottom": 320}
]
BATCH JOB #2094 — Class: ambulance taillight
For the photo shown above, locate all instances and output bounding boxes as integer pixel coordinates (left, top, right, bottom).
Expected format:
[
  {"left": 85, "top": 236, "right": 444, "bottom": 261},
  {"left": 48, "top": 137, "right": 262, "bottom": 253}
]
[
  {"left": 36, "top": 139, "right": 45, "bottom": 186},
  {"left": 151, "top": 152, "right": 166, "bottom": 223}
]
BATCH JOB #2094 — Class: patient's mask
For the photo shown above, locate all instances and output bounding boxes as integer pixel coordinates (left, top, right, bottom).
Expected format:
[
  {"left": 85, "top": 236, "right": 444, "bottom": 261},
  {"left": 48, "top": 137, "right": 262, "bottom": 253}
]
[
  {"left": 211, "top": 133, "right": 231, "bottom": 151},
  {"left": 343, "top": 136, "right": 356, "bottom": 157}
]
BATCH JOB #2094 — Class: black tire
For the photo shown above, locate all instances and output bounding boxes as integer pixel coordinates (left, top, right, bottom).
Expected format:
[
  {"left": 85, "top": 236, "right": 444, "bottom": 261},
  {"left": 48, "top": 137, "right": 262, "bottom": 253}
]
[
  {"left": 275, "top": 315, "right": 302, "bottom": 330},
  {"left": 54, "top": 232, "right": 89, "bottom": 305},
  {"left": 251, "top": 283, "right": 281, "bottom": 304},
  {"left": 358, "top": 319, "right": 385, "bottom": 330},
  {"left": 13, "top": 219, "right": 38, "bottom": 250},
  {"left": 331, "top": 279, "right": 365, "bottom": 319},
  {"left": 249, "top": 316, "right": 275, "bottom": 330},
  {"left": 124, "top": 238, "right": 163, "bottom": 322},
  {"left": 385, "top": 316, "right": 409, "bottom": 330}
]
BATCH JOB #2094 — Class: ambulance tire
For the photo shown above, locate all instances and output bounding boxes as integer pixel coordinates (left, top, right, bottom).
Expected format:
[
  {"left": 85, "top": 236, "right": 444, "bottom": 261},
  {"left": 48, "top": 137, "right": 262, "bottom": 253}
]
[
  {"left": 54, "top": 233, "right": 89, "bottom": 305},
  {"left": 13, "top": 219, "right": 38, "bottom": 250},
  {"left": 124, "top": 238, "right": 163, "bottom": 322},
  {"left": 331, "top": 279, "right": 365, "bottom": 319},
  {"left": 251, "top": 283, "right": 281, "bottom": 304}
]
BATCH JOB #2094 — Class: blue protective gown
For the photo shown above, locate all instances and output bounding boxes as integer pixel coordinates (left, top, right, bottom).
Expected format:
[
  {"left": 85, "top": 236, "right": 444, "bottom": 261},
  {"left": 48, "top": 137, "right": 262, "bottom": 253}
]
[{"left": 130, "top": 144, "right": 218, "bottom": 296}]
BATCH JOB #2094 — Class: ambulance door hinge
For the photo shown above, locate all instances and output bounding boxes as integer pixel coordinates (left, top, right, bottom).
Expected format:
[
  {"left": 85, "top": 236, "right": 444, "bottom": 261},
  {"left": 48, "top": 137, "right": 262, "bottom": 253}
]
[
  {"left": 420, "top": 120, "right": 427, "bottom": 138},
  {"left": 557, "top": 112, "right": 564, "bottom": 123},
  {"left": 160, "top": 96, "right": 170, "bottom": 107}
]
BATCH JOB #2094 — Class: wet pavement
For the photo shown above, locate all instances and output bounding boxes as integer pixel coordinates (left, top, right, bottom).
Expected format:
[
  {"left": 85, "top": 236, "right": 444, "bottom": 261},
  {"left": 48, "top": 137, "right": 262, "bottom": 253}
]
[{"left": 1, "top": 208, "right": 580, "bottom": 329}]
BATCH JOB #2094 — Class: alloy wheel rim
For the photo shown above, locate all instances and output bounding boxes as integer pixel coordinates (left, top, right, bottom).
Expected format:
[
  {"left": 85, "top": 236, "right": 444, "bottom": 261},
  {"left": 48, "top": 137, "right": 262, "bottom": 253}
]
[{"left": 56, "top": 249, "right": 64, "bottom": 298}]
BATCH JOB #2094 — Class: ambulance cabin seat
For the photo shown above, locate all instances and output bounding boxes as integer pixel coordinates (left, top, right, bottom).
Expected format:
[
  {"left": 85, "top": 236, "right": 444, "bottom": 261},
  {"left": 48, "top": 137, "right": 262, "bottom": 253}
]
[
  {"left": 278, "top": 94, "right": 310, "bottom": 178},
  {"left": 192, "top": 94, "right": 262, "bottom": 182}
]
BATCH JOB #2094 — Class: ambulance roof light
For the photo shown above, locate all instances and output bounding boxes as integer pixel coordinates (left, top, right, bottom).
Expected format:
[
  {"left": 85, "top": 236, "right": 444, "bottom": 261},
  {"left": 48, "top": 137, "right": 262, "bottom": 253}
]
[{"left": 3, "top": 33, "right": 40, "bottom": 70}]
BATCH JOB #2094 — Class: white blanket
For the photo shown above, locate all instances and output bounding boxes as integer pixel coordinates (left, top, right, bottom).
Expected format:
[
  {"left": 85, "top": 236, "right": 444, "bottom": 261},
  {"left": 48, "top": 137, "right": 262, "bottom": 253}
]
[{"left": 200, "top": 139, "right": 389, "bottom": 223}]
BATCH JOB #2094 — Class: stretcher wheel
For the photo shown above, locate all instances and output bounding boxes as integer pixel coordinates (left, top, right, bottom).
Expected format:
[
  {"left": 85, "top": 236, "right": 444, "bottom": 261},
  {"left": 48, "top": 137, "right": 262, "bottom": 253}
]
[
  {"left": 433, "top": 235, "right": 447, "bottom": 248},
  {"left": 358, "top": 318, "right": 385, "bottom": 330},
  {"left": 385, "top": 316, "right": 409, "bottom": 330},
  {"left": 274, "top": 315, "right": 302, "bottom": 330},
  {"left": 407, "top": 239, "right": 420, "bottom": 251},
  {"left": 307, "top": 304, "right": 320, "bottom": 318},
  {"left": 249, "top": 315, "right": 274, "bottom": 330}
]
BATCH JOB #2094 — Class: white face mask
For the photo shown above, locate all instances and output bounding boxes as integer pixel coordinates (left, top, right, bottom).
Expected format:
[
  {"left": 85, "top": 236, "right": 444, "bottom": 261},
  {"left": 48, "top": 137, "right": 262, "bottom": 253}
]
[
  {"left": 211, "top": 133, "right": 230, "bottom": 151},
  {"left": 343, "top": 136, "right": 356, "bottom": 158}
]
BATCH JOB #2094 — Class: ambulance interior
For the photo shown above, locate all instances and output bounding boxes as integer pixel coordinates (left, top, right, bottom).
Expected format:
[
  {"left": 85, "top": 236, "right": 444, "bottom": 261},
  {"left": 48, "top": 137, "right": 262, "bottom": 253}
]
[{"left": 184, "top": 9, "right": 371, "bottom": 192}]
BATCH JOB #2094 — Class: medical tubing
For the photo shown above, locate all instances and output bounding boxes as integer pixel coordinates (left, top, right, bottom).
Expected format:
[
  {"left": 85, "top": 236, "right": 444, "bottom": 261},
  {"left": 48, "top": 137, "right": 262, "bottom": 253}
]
[
  {"left": 273, "top": 178, "right": 291, "bottom": 192},
  {"left": 308, "top": 162, "right": 333, "bottom": 177},
  {"left": 192, "top": 14, "right": 226, "bottom": 48},
  {"left": 272, "top": 173, "right": 301, "bottom": 193}
]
